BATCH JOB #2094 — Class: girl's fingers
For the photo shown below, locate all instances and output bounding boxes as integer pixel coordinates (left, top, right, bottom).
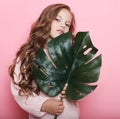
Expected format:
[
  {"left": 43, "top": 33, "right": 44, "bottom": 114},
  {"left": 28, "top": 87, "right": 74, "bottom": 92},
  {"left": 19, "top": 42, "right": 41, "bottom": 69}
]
[
  {"left": 60, "top": 94, "right": 66, "bottom": 98},
  {"left": 60, "top": 83, "right": 68, "bottom": 99},
  {"left": 63, "top": 83, "right": 68, "bottom": 90},
  {"left": 58, "top": 101, "right": 63, "bottom": 106},
  {"left": 58, "top": 105, "right": 64, "bottom": 110},
  {"left": 61, "top": 90, "right": 65, "bottom": 95},
  {"left": 56, "top": 105, "right": 64, "bottom": 115},
  {"left": 56, "top": 112, "right": 60, "bottom": 115}
]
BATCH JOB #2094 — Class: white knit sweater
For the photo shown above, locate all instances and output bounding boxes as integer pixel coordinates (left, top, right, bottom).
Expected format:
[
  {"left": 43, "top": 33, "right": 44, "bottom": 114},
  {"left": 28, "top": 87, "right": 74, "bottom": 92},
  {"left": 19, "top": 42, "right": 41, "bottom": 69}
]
[{"left": 11, "top": 53, "right": 80, "bottom": 119}]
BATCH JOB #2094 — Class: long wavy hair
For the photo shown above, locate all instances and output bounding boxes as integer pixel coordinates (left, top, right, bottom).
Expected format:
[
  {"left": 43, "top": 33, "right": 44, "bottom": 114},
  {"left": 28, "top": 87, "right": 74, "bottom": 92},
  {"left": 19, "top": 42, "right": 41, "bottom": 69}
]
[{"left": 8, "top": 3, "right": 76, "bottom": 96}]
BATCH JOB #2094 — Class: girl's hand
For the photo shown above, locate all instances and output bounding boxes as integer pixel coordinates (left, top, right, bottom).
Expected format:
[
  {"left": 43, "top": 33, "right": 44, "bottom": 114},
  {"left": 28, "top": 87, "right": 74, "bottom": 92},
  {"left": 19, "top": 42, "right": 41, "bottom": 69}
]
[
  {"left": 41, "top": 98, "right": 64, "bottom": 115},
  {"left": 60, "top": 83, "right": 68, "bottom": 99}
]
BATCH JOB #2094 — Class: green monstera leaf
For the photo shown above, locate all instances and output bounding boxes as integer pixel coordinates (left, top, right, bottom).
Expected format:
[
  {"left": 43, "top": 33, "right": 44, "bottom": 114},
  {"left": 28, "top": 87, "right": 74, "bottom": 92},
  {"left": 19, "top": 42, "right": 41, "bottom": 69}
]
[{"left": 33, "top": 31, "right": 102, "bottom": 100}]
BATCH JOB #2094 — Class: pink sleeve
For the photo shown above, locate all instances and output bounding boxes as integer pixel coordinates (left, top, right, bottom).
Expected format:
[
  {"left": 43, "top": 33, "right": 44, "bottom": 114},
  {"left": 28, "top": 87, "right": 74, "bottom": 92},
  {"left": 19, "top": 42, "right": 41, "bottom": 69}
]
[{"left": 10, "top": 61, "right": 49, "bottom": 118}]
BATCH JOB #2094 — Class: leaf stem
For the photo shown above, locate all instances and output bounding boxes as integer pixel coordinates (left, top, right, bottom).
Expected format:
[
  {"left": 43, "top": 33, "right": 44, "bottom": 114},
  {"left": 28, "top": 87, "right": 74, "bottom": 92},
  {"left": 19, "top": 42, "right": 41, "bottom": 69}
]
[
  {"left": 54, "top": 115, "right": 58, "bottom": 119},
  {"left": 53, "top": 83, "right": 68, "bottom": 119}
]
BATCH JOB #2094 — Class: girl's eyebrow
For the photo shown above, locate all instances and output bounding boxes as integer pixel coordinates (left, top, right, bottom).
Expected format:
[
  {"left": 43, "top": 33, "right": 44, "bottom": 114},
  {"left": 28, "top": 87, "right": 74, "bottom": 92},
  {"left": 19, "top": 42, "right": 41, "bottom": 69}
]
[
  {"left": 57, "top": 15, "right": 71, "bottom": 23},
  {"left": 57, "top": 15, "right": 61, "bottom": 18}
]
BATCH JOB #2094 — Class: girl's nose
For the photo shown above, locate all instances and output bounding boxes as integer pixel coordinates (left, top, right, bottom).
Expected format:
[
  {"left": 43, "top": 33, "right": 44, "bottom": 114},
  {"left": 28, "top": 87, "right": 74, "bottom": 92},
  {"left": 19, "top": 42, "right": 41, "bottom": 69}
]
[{"left": 60, "top": 23, "right": 65, "bottom": 29}]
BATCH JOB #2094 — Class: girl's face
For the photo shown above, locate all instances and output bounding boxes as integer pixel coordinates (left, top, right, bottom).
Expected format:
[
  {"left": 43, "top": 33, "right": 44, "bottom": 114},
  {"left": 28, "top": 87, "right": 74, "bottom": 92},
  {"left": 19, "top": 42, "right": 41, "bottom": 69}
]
[{"left": 50, "top": 9, "right": 72, "bottom": 39}]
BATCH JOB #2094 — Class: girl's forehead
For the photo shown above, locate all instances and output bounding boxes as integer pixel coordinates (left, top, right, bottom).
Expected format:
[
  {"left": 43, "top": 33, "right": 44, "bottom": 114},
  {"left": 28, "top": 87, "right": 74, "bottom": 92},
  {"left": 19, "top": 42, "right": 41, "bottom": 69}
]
[{"left": 57, "top": 9, "right": 72, "bottom": 20}]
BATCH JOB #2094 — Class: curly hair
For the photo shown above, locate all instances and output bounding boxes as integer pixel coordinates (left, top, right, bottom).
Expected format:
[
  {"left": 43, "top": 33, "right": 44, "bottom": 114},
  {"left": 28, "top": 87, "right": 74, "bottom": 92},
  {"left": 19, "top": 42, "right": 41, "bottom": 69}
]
[{"left": 8, "top": 3, "right": 76, "bottom": 96}]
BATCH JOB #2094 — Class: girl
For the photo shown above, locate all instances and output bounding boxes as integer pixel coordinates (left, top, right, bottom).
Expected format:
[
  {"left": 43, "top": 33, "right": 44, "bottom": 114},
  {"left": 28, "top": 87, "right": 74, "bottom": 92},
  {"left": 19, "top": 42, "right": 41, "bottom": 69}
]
[{"left": 9, "top": 3, "right": 79, "bottom": 119}]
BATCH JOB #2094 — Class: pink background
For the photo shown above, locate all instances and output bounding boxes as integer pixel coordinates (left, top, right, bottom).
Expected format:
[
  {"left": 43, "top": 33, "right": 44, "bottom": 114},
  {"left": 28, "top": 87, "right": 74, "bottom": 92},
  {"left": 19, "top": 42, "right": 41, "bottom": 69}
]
[{"left": 0, "top": 0, "right": 120, "bottom": 119}]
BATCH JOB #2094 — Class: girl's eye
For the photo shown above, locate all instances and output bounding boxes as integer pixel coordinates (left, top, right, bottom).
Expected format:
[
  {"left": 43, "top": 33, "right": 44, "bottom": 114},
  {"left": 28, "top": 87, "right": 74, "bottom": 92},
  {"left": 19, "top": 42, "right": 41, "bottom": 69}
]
[
  {"left": 66, "top": 24, "right": 70, "bottom": 27},
  {"left": 55, "top": 18, "right": 61, "bottom": 22}
]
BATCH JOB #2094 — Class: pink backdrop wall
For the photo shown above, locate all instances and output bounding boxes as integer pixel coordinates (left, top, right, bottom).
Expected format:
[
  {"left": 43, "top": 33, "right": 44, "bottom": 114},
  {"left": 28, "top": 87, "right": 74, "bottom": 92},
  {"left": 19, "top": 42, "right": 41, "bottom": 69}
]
[{"left": 0, "top": 0, "right": 120, "bottom": 119}]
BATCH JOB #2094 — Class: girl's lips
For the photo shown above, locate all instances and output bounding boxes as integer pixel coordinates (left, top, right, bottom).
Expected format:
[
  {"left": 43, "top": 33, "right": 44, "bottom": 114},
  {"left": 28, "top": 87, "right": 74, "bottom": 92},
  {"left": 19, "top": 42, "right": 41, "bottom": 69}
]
[{"left": 57, "top": 30, "right": 64, "bottom": 34}]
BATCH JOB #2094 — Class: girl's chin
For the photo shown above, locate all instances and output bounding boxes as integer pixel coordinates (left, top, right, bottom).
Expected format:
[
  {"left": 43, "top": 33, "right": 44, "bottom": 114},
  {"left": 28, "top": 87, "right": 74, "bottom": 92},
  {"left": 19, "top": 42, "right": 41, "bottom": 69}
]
[
  {"left": 50, "top": 32, "right": 64, "bottom": 39},
  {"left": 53, "top": 34, "right": 60, "bottom": 38},
  {"left": 56, "top": 33, "right": 64, "bottom": 37}
]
